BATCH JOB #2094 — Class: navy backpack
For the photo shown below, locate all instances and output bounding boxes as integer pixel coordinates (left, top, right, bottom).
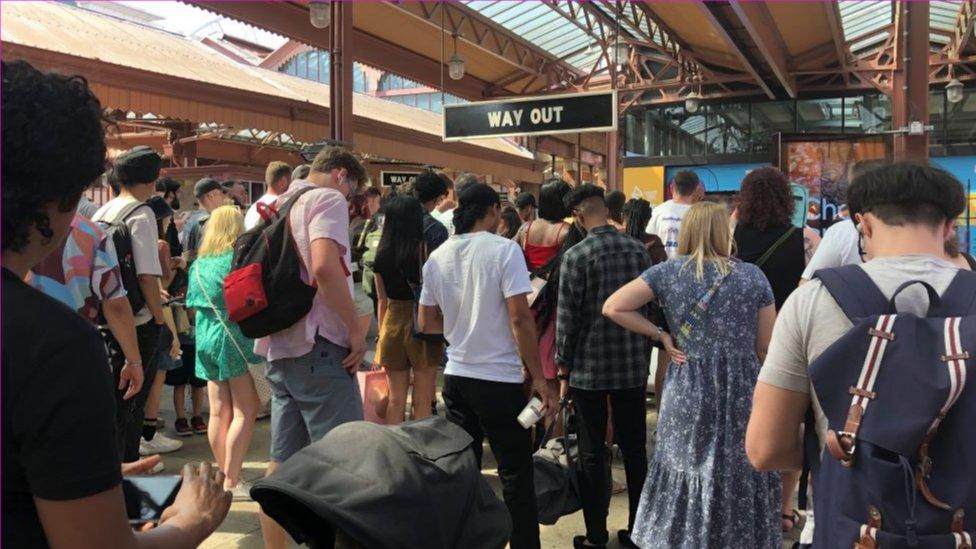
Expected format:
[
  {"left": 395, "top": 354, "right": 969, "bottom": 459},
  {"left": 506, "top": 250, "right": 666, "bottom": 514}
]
[{"left": 809, "top": 265, "right": 976, "bottom": 549}]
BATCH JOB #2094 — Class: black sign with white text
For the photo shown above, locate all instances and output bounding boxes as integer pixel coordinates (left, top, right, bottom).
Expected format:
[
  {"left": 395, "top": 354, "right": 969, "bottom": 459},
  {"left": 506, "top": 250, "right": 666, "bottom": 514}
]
[
  {"left": 443, "top": 90, "right": 617, "bottom": 141},
  {"left": 380, "top": 171, "right": 421, "bottom": 187}
]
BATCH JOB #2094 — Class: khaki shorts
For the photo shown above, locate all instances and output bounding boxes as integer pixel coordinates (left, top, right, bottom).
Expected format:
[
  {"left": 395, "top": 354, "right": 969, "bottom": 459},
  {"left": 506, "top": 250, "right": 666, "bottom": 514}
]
[{"left": 378, "top": 299, "right": 443, "bottom": 372}]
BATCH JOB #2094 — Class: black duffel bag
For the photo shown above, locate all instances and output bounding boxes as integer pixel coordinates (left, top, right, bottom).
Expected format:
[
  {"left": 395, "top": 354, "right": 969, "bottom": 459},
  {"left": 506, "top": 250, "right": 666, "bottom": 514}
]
[{"left": 533, "top": 399, "right": 581, "bottom": 525}]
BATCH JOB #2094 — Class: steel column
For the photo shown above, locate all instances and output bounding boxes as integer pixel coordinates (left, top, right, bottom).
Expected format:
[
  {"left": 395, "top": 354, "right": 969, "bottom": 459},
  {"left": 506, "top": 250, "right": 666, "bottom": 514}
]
[
  {"left": 892, "top": 1, "right": 929, "bottom": 161},
  {"left": 329, "top": 1, "right": 354, "bottom": 144},
  {"left": 607, "top": 129, "right": 619, "bottom": 191}
]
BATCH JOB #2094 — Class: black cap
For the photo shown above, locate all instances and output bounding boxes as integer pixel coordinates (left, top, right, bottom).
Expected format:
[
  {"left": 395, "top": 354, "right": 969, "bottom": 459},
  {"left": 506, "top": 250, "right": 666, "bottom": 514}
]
[
  {"left": 515, "top": 192, "right": 537, "bottom": 209},
  {"left": 194, "top": 177, "right": 223, "bottom": 199},
  {"left": 114, "top": 146, "right": 161, "bottom": 186},
  {"left": 146, "top": 195, "right": 175, "bottom": 220}
]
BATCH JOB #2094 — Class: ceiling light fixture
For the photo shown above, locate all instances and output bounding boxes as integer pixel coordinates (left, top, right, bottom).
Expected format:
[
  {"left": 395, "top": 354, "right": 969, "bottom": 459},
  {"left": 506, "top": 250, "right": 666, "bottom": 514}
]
[
  {"left": 685, "top": 90, "right": 701, "bottom": 114},
  {"left": 448, "top": 33, "right": 465, "bottom": 81},
  {"left": 946, "top": 78, "right": 964, "bottom": 104},
  {"left": 309, "top": 1, "right": 329, "bottom": 29}
]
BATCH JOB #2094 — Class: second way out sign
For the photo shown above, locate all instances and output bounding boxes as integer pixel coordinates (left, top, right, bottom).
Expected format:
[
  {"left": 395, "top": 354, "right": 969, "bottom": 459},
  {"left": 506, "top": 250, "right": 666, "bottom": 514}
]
[{"left": 442, "top": 90, "right": 617, "bottom": 141}]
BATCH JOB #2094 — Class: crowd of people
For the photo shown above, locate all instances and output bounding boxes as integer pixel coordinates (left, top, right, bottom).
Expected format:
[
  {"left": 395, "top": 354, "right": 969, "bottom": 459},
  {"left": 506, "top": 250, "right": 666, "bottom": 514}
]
[{"left": 4, "top": 59, "right": 975, "bottom": 549}]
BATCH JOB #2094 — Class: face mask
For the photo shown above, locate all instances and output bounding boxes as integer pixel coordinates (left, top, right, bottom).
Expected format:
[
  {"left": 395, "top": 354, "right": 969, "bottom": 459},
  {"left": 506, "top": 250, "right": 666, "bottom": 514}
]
[{"left": 170, "top": 197, "right": 181, "bottom": 210}]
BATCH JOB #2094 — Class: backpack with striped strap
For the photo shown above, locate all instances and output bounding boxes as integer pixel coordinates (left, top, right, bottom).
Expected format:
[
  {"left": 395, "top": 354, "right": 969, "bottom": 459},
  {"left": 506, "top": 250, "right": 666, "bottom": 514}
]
[{"left": 809, "top": 265, "right": 976, "bottom": 549}]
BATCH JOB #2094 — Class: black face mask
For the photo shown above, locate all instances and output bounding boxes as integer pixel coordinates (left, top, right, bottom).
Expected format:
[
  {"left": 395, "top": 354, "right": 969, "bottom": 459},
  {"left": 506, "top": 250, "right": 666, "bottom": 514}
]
[{"left": 170, "top": 196, "right": 181, "bottom": 210}]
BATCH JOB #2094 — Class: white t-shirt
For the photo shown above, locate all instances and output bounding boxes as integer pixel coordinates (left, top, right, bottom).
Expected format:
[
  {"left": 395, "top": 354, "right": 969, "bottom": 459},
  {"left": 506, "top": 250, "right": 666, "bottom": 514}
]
[
  {"left": 759, "top": 255, "right": 961, "bottom": 449},
  {"left": 93, "top": 196, "right": 163, "bottom": 326},
  {"left": 801, "top": 219, "right": 860, "bottom": 279},
  {"left": 244, "top": 193, "right": 279, "bottom": 230},
  {"left": 645, "top": 200, "right": 691, "bottom": 259},
  {"left": 419, "top": 231, "right": 532, "bottom": 383},
  {"left": 431, "top": 208, "right": 455, "bottom": 236}
]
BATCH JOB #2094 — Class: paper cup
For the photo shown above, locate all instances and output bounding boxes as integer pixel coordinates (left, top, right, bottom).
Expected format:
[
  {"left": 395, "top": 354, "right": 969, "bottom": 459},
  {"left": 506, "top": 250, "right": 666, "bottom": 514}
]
[{"left": 517, "top": 396, "right": 544, "bottom": 429}]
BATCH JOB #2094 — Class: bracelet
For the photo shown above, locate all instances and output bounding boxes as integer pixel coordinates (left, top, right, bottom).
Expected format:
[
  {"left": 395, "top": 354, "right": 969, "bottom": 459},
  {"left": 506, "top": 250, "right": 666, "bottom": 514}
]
[
  {"left": 557, "top": 372, "right": 570, "bottom": 381},
  {"left": 124, "top": 360, "right": 142, "bottom": 367},
  {"left": 653, "top": 325, "right": 663, "bottom": 341}
]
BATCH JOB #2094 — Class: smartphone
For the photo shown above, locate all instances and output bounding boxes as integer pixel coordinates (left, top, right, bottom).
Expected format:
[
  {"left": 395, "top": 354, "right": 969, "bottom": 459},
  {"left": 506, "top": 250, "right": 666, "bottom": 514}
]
[{"left": 122, "top": 475, "right": 182, "bottom": 525}]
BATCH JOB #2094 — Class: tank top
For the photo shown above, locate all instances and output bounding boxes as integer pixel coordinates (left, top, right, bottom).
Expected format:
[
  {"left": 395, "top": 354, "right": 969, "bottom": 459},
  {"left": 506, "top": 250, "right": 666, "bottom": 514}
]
[{"left": 522, "top": 221, "right": 566, "bottom": 271}]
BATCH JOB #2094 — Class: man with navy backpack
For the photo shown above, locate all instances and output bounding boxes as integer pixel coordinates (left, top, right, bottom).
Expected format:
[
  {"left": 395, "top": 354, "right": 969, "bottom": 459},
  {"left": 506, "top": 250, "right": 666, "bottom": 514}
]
[
  {"left": 747, "top": 162, "right": 974, "bottom": 548},
  {"left": 255, "top": 146, "right": 370, "bottom": 549}
]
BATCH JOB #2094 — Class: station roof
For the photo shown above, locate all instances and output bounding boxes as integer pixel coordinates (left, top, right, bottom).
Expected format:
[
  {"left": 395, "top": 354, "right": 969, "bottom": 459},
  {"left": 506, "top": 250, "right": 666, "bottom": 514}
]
[
  {"left": 187, "top": 1, "right": 976, "bottom": 108},
  {"left": 0, "top": 1, "right": 540, "bottom": 180}
]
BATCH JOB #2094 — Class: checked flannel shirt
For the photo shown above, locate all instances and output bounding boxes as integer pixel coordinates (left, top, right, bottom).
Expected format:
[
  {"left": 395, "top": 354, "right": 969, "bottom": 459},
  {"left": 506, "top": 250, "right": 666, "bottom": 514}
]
[{"left": 555, "top": 225, "right": 652, "bottom": 391}]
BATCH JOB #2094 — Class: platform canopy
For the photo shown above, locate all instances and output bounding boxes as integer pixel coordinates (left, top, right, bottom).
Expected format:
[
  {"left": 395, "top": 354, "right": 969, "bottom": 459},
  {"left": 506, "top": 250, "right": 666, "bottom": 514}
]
[{"left": 188, "top": 0, "right": 976, "bottom": 112}]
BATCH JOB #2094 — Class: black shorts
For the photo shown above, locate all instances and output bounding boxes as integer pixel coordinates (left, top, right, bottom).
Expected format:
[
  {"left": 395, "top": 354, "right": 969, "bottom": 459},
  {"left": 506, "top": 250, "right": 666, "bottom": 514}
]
[{"left": 164, "top": 335, "right": 206, "bottom": 388}]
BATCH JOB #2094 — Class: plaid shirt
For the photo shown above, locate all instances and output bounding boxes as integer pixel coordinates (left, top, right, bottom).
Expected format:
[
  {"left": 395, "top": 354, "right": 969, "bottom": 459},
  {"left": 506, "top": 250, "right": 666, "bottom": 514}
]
[{"left": 556, "top": 226, "right": 652, "bottom": 390}]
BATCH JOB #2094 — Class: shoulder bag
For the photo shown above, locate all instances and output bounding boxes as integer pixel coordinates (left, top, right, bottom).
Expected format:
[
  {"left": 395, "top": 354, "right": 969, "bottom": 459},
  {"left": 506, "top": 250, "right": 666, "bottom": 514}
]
[
  {"left": 754, "top": 226, "right": 798, "bottom": 268},
  {"left": 194, "top": 266, "right": 271, "bottom": 408},
  {"left": 676, "top": 261, "right": 734, "bottom": 345},
  {"left": 406, "top": 241, "right": 447, "bottom": 344}
]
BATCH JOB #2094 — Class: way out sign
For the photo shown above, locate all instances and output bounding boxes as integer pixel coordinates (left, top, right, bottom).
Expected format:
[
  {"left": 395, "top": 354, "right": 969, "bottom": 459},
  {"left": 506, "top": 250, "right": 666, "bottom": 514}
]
[
  {"left": 442, "top": 90, "right": 617, "bottom": 141},
  {"left": 380, "top": 171, "right": 420, "bottom": 187}
]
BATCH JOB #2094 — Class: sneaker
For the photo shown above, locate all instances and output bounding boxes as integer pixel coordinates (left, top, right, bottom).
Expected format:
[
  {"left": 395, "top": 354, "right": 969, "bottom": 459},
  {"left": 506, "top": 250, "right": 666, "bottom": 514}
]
[
  {"left": 139, "top": 433, "right": 183, "bottom": 456},
  {"left": 174, "top": 418, "right": 193, "bottom": 437},
  {"left": 230, "top": 480, "right": 253, "bottom": 502},
  {"left": 148, "top": 461, "right": 165, "bottom": 475},
  {"left": 190, "top": 416, "right": 208, "bottom": 435}
]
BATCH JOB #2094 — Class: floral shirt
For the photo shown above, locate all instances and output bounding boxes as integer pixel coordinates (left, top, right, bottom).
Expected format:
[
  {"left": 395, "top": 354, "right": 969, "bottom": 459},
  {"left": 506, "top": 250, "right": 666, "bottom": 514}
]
[{"left": 30, "top": 214, "right": 126, "bottom": 322}]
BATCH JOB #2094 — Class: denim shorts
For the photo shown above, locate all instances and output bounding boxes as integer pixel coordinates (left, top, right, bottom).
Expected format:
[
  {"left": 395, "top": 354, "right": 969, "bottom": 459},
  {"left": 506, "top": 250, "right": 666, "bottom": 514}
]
[{"left": 266, "top": 336, "right": 363, "bottom": 463}]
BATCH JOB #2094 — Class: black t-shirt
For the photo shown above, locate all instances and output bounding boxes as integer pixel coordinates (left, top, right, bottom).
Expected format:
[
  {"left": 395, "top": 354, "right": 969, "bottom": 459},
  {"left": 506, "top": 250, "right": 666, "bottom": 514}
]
[
  {"left": 734, "top": 224, "right": 805, "bottom": 311},
  {"left": 2, "top": 268, "right": 122, "bottom": 548},
  {"left": 373, "top": 252, "right": 419, "bottom": 301}
]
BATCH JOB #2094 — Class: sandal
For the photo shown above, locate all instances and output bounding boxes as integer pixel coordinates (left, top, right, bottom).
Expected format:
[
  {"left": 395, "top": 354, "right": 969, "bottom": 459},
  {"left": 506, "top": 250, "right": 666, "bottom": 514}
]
[{"left": 782, "top": 509, "right": 801, "bottom": 532}]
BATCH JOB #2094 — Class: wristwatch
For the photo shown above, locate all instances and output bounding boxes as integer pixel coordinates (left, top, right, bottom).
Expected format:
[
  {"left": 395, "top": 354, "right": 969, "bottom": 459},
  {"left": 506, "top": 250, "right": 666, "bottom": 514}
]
[
  {"left": 653, "top": 325, "right": 664, "bottom": 341},
  {"left": 557, "top": 372, "right": 570, "bottom": 381}
]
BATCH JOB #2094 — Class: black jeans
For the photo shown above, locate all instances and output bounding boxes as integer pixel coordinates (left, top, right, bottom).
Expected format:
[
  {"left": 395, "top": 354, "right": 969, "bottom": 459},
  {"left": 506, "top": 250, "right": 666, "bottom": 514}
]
[
  {"left": 442, "top": 375, "right": 540, "bottom": 549},
  {"left": 106, "top": 321, "right": 161, "bottom": 462},
  {"left": 571, "top": 386, "right": 648, "bottom": 544}
]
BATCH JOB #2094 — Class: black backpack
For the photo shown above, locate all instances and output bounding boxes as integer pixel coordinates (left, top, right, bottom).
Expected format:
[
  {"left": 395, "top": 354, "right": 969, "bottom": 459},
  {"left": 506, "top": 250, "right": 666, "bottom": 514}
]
[
  {"left": 94, "top": 201, "right": 151, "bottom": 314},
  {"left": 226, "top": 187, "right": 317, "bottom": 339}
]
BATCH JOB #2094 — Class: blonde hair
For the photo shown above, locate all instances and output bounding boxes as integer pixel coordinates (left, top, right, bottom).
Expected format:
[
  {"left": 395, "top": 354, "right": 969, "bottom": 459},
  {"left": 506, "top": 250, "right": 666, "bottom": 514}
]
[
  {"left": 677, "top": 201, "right": 733, "bottom": 280},
  {"left": 198, "top": 206, "right": 244, "bottom": 258}
]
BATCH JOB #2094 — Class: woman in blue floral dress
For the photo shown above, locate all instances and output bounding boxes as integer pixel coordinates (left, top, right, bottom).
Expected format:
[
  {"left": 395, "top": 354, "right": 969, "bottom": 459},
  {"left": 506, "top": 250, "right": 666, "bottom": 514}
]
[{"left": 604, "top": 202, "right": 781, "bottom": 548}]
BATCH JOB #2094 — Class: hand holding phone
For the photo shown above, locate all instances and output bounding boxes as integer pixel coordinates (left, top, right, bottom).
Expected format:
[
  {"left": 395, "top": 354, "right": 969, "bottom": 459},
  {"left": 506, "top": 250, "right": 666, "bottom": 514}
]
[{"left": 123, "top": 475, "right": 182, "bottom": 525}]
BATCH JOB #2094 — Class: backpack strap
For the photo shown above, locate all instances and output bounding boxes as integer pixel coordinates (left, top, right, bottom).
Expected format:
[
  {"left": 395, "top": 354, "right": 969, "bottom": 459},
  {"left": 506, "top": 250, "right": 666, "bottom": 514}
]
[
  {"left": 916, "top": 315, "right": 970, "bottom": 510},
  {"left": 814, "top": 265, "right": 888, "bottom": 322},
  {"left": 93, "top": 200, "right": 151, "bottom": 224},
  {"left": 930, "top": 270, "right": 976, "bottom": 317},
  {"left": 824, "top": 313, "right": 897, "bottom": 467}
]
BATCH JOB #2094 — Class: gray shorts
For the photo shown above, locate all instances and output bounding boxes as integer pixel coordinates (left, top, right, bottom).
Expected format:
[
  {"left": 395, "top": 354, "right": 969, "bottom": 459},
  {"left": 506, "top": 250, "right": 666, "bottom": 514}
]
[
  {"left": 353, "top": 281, "right": 373, "bottom": 317},
  {"left": 266, "top": 337, "right": 363, "bottom": 463}
]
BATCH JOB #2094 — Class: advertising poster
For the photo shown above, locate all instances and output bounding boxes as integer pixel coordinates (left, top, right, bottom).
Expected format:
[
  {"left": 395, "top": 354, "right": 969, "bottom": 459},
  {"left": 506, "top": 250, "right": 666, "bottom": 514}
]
[
  {"left": 777, "top": 135, "right": 889, "bottom": 234},
  {"left": 623, "top": 166, "right": 665, "bottom": 206}
]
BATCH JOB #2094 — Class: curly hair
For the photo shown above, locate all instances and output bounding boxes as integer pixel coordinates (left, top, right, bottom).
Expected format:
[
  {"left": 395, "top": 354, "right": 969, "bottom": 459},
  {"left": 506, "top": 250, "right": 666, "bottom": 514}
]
[
  {"left": 736, "top": 167, "right": 793, "bottom": 231},
  {"left": 2, "top": 61, "right": 107, "bottom": 252}
]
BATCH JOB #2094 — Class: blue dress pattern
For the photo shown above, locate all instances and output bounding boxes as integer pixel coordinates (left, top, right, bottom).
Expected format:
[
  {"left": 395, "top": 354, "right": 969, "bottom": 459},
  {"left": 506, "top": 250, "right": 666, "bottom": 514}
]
[{"left": 633, "top": 258, "right": 781, "bottom": 549}]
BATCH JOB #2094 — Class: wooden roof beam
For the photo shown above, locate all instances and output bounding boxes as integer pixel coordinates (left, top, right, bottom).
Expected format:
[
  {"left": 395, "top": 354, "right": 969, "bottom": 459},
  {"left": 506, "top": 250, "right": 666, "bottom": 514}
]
[
  {"left": 824, "top": 2, "right": 852, "bottom": 73},
  {"left": 728, "top": 1, "right": 796, "bottom": 98},
  {"left": 948, "top": 0, "right": 975, "bottom": 57},
  {"left": 693, "top": 2, "right": 775, "bottom": 99}
]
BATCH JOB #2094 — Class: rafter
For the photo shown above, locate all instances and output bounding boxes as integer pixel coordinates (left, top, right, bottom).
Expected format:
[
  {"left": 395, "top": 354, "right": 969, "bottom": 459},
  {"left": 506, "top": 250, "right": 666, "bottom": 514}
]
[
  {"left": 947, "top": 0, "right": 975, "bottom": 58},
  {"left": 694, "top": 2, "right": 775, "bottom": 99},
  {"left": 385, "top": 1, "right": 583, "bottom": 83},
  {"left": 728, "top": 1, "right": 795, "bottom": 98},
  {"left": 823, "top": 1, "right": 851, "bottom": 81}
]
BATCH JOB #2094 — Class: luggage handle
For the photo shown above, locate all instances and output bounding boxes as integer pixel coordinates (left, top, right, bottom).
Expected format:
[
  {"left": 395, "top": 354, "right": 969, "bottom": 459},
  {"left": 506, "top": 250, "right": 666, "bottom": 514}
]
[{"left": 886, "top": 280, "right": 941, "bottom": 315}]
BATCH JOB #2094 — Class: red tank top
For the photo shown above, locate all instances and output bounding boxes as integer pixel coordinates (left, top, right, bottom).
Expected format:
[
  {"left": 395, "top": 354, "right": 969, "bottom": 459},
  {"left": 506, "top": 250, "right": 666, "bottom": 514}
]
[{"left": 523, "top": 221, "right": 566, "bottom": 271}]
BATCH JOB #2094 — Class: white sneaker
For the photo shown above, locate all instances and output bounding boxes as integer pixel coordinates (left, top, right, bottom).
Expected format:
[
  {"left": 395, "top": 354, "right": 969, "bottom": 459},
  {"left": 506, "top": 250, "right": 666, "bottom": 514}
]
[
  {"left": 230, "top": 480, "right": 253, "bottom": 502},
  {"left": 139, "top": 433, "right": 184, "bottom": 456},
  {"left": 148, "top": 461, "right": 165, "bottom": 474}
]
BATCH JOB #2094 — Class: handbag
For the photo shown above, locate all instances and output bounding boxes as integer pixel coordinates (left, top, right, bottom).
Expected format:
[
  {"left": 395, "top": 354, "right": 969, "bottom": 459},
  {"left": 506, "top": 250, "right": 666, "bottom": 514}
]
[
  {"left": 194, "top": 266, "right": 271, "bottom": 408},
  {"left": 533, "top": 400, "right": 581, "bottom": 525},
  {"left": 356, "top": 368, "right": 390, "bottom": 424},
  {"left": 407, "top": 241, "right": 447, "bottom": 344}
]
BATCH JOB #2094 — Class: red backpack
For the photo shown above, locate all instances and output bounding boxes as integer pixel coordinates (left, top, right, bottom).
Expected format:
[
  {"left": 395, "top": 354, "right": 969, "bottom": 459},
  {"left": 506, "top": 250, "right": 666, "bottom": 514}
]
[{"left": 225, "top": 187, "right": 317, "bottom": 338}]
